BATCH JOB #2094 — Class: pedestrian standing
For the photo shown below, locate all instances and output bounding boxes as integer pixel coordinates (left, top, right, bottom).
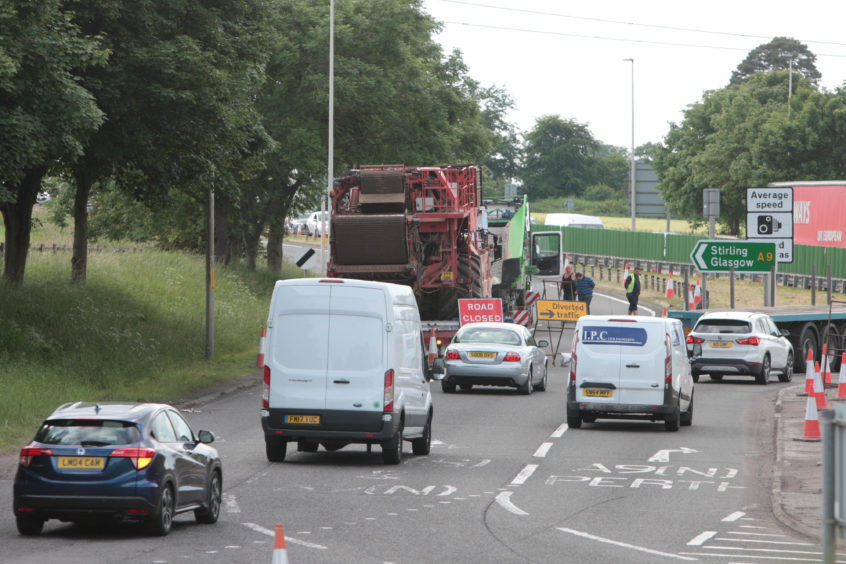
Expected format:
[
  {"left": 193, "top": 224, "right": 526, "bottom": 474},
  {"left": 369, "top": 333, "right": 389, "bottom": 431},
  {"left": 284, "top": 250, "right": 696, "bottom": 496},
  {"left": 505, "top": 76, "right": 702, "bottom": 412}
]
[
  {"left": 573, "top": 271, "right": 595, "bottom": 315},
  {"left": 624, "top": 266, "right": 642, "bottom": 315},
  {"left": 561, "top": 264, "right": 575, "bottom": 301}
]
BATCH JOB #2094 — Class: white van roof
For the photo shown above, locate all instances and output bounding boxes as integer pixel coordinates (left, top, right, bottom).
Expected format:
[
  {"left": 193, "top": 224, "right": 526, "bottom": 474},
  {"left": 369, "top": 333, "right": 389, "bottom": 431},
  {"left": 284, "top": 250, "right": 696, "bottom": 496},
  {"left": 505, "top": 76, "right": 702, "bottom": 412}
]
[
  {"left": 273, "top": 277, "right": 417, "bottom": 307},
  {"left": 544, "top": 213, "right": 604, "bottom": 229}
]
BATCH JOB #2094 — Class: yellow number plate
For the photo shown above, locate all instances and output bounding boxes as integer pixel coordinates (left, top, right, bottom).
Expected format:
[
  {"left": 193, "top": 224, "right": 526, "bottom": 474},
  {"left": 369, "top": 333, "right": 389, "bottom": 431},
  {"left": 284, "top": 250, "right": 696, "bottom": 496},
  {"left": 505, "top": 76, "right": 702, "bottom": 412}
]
[
  {"left": 286, "top": 415, "right": 320, "bottom": 424},
  {"left": 440, "top": 271, "right": 454, "bottom": 282},
  {"left": 58, "top": 457, "right": 105, "bottom": 470},
  {"left": 583, "top": 389, "right": 612, "bottom": 397},
  {"left": 468, "top": 351, "right": 496, "bottom": 359},
  {"left": 709, "top": 341, "right": 733, "bottom": 348}
]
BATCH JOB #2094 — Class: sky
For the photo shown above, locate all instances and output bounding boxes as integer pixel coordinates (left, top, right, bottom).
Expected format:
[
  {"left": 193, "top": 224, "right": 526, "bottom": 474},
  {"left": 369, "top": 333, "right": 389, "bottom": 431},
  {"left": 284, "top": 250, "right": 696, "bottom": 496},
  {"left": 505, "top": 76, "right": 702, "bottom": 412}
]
[{"left": 422, "top": 0, "right": 846, "bottom": 150}]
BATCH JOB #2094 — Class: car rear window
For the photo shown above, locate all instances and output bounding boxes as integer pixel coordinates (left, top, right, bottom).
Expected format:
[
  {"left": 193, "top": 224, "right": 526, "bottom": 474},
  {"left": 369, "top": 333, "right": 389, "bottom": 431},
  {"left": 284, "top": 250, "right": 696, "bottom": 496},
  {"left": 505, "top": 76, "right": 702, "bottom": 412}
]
[
  {"left": 694, "top": 319, "right": 751, "bottom": 334},
  {"left": 455, "top": 328, "right": 521, "bottom": 345},
  {"left": 34, "top": 420, "right": 141, "bottom": 446}
]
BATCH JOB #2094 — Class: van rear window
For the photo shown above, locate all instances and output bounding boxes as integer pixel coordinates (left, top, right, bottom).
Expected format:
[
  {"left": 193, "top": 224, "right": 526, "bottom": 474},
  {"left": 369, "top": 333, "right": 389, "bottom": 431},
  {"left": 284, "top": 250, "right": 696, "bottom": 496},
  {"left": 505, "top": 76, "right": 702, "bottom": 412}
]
[
  {"left": 580, "top": 326, "right": 648, "bottom": 346},
  {"left": 694, "top": 320, "right": 751, "bottom": 334}
]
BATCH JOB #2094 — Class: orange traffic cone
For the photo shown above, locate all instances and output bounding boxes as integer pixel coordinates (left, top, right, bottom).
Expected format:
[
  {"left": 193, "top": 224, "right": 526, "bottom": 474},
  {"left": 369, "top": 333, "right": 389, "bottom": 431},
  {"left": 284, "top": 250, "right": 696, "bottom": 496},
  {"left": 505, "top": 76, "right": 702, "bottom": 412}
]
[
  {"left": 426, "top": 327, "right": 438, "bottom": 367},
  {"left": 813, "top": 360, "right": 827, "bottom": 409},
  {"left": 687, "top": 285, "right": 695, "bottom": 311},
  {"left": 693, "top": 281, "right": 702, "bottom": 306},
  {"left": 256, "top": 327, "right": 267, "bottom": 367},
  {"left": 665, "top": 273, "right": 674, "bottom": 298},
  {"left": 800, "top": 349, "right": 814, "bottom": 396},
  {"left": 272, "top": 523, "right": 289, "bottom": 564},
  {"left": 835, "top": 353, "right": 846, "bottom": 401},
  {"left": 661, "top": 305, "right": 667, "bottom": 317},
  {"left": 794, "top": 394, "right": 822, "bottom": 442},
  {"left": 821, "top": 344, "right": 833, "bottom": 386}
]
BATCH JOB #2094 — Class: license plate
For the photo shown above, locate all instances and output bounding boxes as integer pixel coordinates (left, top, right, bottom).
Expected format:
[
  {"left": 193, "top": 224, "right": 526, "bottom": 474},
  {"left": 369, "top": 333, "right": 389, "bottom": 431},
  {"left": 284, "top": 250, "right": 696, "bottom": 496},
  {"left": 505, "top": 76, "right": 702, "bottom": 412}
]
[
  {"left": 58, "top": 456, "right": 105, "bottom": 470},
  {"left": 286, "top": 415, "right": 320, "bottom": 424},
  {"left": 583, "top": 389, "right": 612, "bottom": 397},
  {"left": 468, "top": 351, "right": 496, "bottom": 360},
  {"left": 709, "top": 341, "right": 732, "bottom": 348}
]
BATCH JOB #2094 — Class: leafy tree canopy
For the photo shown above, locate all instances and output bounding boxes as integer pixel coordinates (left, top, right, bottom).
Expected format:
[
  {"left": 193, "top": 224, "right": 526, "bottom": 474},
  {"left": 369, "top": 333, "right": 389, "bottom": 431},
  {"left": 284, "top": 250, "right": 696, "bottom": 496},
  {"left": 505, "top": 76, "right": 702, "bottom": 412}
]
[{"left": 730, "top": 36, "right": 820, "bottom": 86}]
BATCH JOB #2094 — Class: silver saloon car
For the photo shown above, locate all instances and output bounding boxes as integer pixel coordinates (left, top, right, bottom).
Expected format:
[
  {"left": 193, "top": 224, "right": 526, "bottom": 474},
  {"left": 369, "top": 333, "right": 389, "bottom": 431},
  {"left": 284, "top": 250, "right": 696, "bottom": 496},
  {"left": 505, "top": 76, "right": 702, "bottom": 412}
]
[{"left": 439, "top": 322, "right": 549, "bottom": 394}]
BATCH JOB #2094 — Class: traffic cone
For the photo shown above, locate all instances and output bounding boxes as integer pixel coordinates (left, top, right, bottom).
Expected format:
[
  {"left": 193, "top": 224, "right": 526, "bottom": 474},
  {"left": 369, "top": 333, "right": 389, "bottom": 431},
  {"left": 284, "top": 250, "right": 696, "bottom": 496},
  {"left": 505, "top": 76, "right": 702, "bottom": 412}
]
[
  {"left": 821, "top": 344, "right": 832, "bottom": 386},
  {"left": 661, "top": 305, "right": 667, "bottom": 317},
  {"left": 664, "top": 273, "right": 674, "bottom": 298},
  {"left": 256, "top": 327, "right": 267, "bottom": 367},
  {"left": 623, "top": 263, "right": 629, "bottom": 282},
  {"left": 693, "top": 281, "right": 702, "bottom": 306},
  {"left": 272, "top": 523, "right": 289, "bottom": 564},
  {"left": 793, "top": 394, "right": 822, "bottom": 442},
  {"left": 564, "top": 253, "right": 570, "bottom": 270},
  {"left": 813, "top": 360, "right": 827, "bottom": 409},
  {"left": 800, "top": 348, "right": 814, "bottom": 396},
  {"left": 687, "top": 285, "right": 695, "bottom": 311},
  {"left": 834, "top": 353, "right": 846, "bottom": 401},
  {"left": 426, "top": 327, "right": 438, "bottom": 367}
]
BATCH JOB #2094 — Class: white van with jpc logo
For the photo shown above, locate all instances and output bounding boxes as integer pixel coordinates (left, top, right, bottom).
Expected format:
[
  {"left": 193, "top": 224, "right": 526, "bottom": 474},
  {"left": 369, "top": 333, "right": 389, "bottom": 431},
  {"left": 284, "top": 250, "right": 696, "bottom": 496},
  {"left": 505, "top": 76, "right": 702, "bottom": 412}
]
[
  {"left": 260, "top": 278, "right": 433, "bottom": 464},
  {"left": 566, "top": 315, "right": 694, "bottom": 432}
]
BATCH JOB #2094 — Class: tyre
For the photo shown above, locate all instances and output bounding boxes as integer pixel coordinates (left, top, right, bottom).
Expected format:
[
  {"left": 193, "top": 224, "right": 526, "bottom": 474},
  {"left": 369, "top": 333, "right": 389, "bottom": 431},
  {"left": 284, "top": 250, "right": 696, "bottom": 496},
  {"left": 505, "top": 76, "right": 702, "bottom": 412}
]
[
  {"left": 566, "top": 410, "right": 582, "bottom": 429},
  {"left": 412, "top": 414, "right": 432, "bottom": 455},
  {"left": 533, "top": 362, "right": 548, "bottom": 391},
  {"left": 441, "top": 379, "right": 456, "bottom": 393},
  {"left": 691, "top": 371, "right": 699, "bottom": 383},
  {"left": 520, "top": 366, "right": 533, "bottom": 395},
  {"left": 459, "top": 384, "right": 474, "bottom": 392},
  {"left": 16, "top": 515, "right": 44, "bottom": 536},
  {"left": 298, "top": 440, "right": 318, "bottom": 452},
  {"left": 779, "top": 352, "right": 794, "bottom": 383},
  {"left": 382, "top": 419, "right": 403, "bottom": 465},
  {"left": 265, "top": 437, "right": 287, "bottom": 462},
  {"left": 147, "top": 484, "right": 174, "bottom": 536},
  {"left": 195, "top": 470, "right": 222, "bottom": 524},
  {"left": 755, "top": 355, "right": 771, "bottom": 385},
  {"left": 797, "top": 323, "right": 819, "bottom": 374},
  {"left": 471, "top": 255, "right": 483, "bottom": 298},
  {"left": 710, "top": 374, "right": 723, "bottom": 382},
  {"left": 680, "top": 392, "right": 693, "bottom": 427},
  {"left": 665, "top": 402, "right": 680, "bottom": 432},
  {"left": 582, "top": 414, "right": 597, "bottom": 423}
]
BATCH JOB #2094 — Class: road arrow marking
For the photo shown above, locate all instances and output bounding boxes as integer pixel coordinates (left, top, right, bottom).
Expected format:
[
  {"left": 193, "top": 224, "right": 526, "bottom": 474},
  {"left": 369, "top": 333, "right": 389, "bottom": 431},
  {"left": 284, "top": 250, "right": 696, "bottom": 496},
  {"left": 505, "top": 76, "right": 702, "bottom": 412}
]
[
  {"left": 648, "top": 447, "right": 699, "bottom": 463},
  {"left": 495, "top": 491, "right": 529, "bottom": 516}
]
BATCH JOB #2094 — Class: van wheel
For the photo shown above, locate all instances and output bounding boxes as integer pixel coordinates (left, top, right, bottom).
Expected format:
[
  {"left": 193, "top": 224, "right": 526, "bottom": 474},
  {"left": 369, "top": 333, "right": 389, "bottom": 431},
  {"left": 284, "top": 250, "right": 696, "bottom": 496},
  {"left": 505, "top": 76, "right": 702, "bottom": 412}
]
[
  {"left": 441, "top": 380, "right": 456, "bottom": 393},
  {"left": 691, "top": 371, "right": 699, "bottom": 383},
  {"left": 382, "top": 420, "right": 403, "bottom": 465},
  {"left": 412, "top": 414, "right": 432, "bottom": 455},
  {"left": 521, "top": 367, "right": 533, "bottom": 395},
  {"left": 756, "top": 355, "right": 771, "bottom": 385},
  {"left": 265, "top": 437, "right": 287, "bottom": 462},
  {"left": 710, "top": 374, "right": 723, "bottom": 382},
  {"left": 680, "top": 392, "right": 693, "bottom": 427},
  {"left": 566, "top": 411, "right": 582, "bottom": 429},
  {"left": 533, "top": 363, "right": 548, "bottom": 391},
  {"left": 665, "top": 403, "right": 680, "bottom": 432},
  {"left": 459, "top": 384, "right": 473, "bottom": 392}
]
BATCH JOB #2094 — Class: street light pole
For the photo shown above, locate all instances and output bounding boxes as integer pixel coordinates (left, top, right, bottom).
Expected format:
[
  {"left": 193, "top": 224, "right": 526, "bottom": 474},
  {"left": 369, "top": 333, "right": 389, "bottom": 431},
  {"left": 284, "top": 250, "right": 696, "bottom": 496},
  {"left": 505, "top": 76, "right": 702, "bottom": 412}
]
[
  {"left": 624, "top": 58, "right": 636, "bottom": 232},
  {"left": 322, "top": 0, "right": 334, "bottom": 275}
]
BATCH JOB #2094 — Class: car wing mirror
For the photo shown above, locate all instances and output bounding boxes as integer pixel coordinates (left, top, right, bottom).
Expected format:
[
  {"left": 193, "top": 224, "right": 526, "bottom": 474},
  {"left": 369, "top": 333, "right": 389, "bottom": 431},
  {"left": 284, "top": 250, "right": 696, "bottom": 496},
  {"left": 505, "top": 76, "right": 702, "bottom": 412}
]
[
  {"left": 198, "top": 430, "right": 215, "bottom": 444},
  {"left": 537, "top": 339, "right": 549, "bottom": 348}
]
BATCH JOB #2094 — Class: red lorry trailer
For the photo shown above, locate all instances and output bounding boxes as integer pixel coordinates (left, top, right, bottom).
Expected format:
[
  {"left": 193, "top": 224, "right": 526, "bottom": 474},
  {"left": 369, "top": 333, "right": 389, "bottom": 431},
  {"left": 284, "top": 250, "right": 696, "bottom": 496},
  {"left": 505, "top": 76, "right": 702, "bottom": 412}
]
[
  {"left": 768, "top": 181, "right": 846, "bottom": 248},
  {"left": 327, "top": 164, "right": 492, "bottom": 345}
]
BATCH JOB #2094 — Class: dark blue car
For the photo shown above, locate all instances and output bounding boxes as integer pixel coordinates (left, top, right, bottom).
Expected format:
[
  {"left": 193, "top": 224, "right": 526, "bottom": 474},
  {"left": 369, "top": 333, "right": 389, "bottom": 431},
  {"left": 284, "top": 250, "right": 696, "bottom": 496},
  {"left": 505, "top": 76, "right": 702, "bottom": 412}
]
[{"left": 13, "top": 402, "right": 222, "bottom": 536}]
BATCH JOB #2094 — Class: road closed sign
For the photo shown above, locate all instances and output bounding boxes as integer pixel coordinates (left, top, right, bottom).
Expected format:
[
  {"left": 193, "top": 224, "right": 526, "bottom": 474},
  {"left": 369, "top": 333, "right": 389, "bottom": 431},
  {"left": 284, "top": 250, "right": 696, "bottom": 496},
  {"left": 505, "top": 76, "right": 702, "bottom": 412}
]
[
  {"left": 458, "top": 298, "right": 503, "bottom": 325},
  {"left": 536, "top": 300, "right": 586, "bottom": 322}
]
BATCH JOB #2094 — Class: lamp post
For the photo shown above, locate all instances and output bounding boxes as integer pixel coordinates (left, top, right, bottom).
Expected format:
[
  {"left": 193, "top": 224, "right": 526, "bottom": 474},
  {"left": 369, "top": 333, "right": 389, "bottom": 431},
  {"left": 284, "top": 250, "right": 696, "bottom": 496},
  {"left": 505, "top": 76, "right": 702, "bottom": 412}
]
[
  {"left": 624, "top": 58, "right": 635, "bottom": 232},
  {"left": 322, "top": 0, "right": 335, "bottom": 274}
]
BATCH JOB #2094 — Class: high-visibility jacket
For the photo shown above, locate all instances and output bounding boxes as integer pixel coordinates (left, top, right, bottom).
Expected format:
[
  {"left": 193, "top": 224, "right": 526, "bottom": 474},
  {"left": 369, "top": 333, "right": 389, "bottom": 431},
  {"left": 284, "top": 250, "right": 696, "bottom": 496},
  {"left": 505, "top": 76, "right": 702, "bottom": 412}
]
[{"left": 625, "top": 274, "right": 642, "bottom": 295}]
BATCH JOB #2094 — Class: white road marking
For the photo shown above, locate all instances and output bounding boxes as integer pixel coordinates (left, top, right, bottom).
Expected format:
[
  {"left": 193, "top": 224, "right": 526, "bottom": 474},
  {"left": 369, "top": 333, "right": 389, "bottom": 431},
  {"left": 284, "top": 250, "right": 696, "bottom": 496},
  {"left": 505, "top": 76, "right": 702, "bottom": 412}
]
[
  {"left": 557, "top": 527, "right": 696, "bottom": 561},
  {"left": 648, "top": 447, "right": 699, "bottom": 463},
  {"left": 495, "top": 491, "right": 529, "bottom": 516},
  {"left": 722, "top": 511, "right": 746, "bottom": 522},
  {"left": 687, "top": 531, "right": 717, "bottom": 546},
  {"left": 679, "top": 551, "right": 823, "bottom": 560},
  {"left": 242, "top": 522, "right": 327, "bottom": 549},
  {"left": 223, "top": 493, "right": 240, "bottom": 513},
  {"left": 686, "top": 545, "right": 824, "bottom": 556},
  {"left": 714, "top": 537, "right": 814, "bottom": 546},
  {"left": 727, "top": 531, "right": 789, "bottom": 538},
  {"left": 533, "top": 442, "right": 553, "bottom": 458},
  {"left": 511, "top": 464, "right": 538, "bottom": 485},
  {"left": 471, "top": 459, "right": 491, "bottom": 468},
  {"left": 551, "top": 423, "right": 568, "bottom": 438}
]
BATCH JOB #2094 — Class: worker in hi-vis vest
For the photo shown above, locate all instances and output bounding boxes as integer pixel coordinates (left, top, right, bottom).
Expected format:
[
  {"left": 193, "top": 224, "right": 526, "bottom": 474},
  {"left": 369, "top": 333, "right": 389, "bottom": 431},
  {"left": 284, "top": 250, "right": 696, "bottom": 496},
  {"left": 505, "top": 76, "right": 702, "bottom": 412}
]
[{"left": 624, "top": 266, "right": 642, "bottom": 315}]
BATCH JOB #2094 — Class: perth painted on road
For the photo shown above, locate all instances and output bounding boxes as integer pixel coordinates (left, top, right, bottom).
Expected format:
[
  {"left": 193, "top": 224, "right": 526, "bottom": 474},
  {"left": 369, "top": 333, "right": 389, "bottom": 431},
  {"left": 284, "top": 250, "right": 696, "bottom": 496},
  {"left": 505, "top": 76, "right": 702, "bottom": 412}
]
[{"left": 690, "top": 240, "right": 776, "bottom": 272}]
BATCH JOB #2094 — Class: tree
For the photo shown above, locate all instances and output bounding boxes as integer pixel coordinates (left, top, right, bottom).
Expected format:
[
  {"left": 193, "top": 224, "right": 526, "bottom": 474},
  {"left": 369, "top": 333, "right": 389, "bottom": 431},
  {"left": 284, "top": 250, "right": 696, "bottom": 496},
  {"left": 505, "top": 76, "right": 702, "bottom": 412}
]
[
  {"left": 730, "top": 37, "right": 820, "bottom": 86},
  {"left": 0, "top": 0, "right": 106, "bottom": 287}
]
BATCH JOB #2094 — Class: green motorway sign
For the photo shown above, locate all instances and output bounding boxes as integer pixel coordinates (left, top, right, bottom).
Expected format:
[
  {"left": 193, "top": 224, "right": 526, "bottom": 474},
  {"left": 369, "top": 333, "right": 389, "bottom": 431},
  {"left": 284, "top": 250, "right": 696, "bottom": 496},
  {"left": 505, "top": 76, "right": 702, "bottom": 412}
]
[{"left": 690, "top": 240, "right": 776, "bottom": 272}]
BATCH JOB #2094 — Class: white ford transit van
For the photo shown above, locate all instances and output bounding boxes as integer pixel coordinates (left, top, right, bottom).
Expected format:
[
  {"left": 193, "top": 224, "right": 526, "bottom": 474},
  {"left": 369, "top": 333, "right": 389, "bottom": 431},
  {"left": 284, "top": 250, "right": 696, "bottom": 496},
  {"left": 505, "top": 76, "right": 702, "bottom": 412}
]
[
  {"left": 566, "top": 315, "right": 694, "bottom": 432},
  {"left": 260, "top": 278, "right": 433, "bottom": 464}
]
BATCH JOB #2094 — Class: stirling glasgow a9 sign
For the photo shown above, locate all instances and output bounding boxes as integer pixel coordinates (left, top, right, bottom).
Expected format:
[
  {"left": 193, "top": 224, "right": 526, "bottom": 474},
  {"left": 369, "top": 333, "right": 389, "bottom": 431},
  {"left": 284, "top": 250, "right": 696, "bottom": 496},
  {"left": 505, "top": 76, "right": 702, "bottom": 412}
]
[{"left": 690, "top": 240, "right": 776, "bottom": 272}]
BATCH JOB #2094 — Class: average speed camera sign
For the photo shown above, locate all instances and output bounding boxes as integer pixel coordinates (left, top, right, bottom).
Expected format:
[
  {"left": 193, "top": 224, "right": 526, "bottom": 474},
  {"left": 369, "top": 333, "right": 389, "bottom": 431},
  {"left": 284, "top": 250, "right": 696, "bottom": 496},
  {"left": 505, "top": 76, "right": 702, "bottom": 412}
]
[{"left": 746, "top": 187, "right": 793, "bottom": 263}]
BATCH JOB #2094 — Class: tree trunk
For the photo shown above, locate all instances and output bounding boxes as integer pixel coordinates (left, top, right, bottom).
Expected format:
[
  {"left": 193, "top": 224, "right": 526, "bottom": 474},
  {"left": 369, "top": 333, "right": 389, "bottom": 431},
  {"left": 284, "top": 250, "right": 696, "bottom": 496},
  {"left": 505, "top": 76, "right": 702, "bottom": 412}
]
[
  {"left": 267, "top": 222, "right": 284, "bottom": 273},
  {"left": 71, "top": 167, "right": 92, "bottom": 285},
  {"left": 1, "top": 167, "right": 45, "bottom": 287}
]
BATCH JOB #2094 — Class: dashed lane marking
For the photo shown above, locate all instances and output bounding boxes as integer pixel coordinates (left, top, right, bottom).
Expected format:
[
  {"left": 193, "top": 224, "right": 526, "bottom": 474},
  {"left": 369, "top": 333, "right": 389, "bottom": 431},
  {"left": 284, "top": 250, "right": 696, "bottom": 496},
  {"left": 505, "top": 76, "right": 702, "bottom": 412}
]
[
  {"left": 687, "top": 531, "right": 716, "bottom": 546},
  {"left": 533, "top": 442, "right": 553, "bottom": 458},
  {"left": 551, "top": 423, "right": 568, "bottom": 438},
  {"left": 511, "top": 464, "right": 538, "bottom": 485},
  {"left": 721, "top": 510, "right": 745, "bottom": 522}
]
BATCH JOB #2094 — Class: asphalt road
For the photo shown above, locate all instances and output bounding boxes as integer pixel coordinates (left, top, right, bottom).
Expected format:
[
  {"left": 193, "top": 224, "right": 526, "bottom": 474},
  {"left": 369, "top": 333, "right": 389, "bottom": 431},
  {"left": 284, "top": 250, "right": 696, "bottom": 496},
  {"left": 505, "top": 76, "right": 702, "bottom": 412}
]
[{"left": 1, "top": 289, "right": 826, "bottom": 563}]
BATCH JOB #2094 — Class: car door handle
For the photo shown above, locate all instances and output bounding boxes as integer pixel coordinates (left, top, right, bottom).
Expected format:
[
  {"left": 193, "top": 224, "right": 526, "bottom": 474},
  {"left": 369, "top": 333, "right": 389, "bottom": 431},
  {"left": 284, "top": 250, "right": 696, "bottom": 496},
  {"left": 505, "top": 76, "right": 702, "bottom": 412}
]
[
  {"left": 625, "top": 364, "right": 640, "bottom": 368},
  {"left": 334, "top": 379, "right": 350, "bottom": 384}
]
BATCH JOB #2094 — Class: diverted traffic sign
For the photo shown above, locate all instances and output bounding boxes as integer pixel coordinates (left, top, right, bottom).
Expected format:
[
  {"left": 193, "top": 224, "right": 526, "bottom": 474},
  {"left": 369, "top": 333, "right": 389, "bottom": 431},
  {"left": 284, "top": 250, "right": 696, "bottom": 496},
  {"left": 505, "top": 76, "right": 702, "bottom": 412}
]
[
  {"left": 536, "top": 300, "right": 586, "bottom": 322},
  {"left": 458, "top": 298, "right": 503, "bottom": 325},
  {"left": 690, "top": 240, "right": 776, "bottom": 272}
]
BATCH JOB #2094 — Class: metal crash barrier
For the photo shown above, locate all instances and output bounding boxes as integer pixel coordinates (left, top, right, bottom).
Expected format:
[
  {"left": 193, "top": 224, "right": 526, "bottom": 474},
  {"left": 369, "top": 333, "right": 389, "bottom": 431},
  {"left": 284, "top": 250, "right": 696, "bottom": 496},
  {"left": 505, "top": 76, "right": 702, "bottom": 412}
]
[{"left": 822, "top": 405, "right": 846, "bottom": 563}]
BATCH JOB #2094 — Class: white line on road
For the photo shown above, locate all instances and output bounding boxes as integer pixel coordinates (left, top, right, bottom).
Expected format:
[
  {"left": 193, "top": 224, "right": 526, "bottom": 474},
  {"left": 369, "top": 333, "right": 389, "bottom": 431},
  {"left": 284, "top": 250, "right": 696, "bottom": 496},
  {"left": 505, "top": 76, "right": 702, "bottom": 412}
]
[
  {"left": 533, "top": 442, "right": 553, "bottom": 458},
  {"left": 557, "top": 527, "right": 697, "bottom": 561},
  {"left": 511, "top": 464, "right": 538, "bottom": 485},
  {"left": 223, "top": 493, "right": 240, "bottom": 513},
  {"left": 687, "top": 531, "right": 716, "bottom": 546},
  {"left": 551, "top": 423, "right": 568, "bottom": 438},
  {"left": 242, "top": 522, "right": 328, "bottom": 550},
  {"left": 495, "top": 491, "right": 529, "bottom": 516},
  {"left": 722, "top": 511, "right": 745, "bottom": 522}
]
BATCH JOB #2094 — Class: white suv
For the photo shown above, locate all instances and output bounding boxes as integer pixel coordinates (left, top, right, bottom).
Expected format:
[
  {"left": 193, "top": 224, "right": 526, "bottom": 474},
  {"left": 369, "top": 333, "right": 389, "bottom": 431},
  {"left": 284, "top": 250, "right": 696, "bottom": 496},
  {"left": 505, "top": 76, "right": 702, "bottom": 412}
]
[{"left": 686, "top": 311, "right": 793, "bottom": 385}]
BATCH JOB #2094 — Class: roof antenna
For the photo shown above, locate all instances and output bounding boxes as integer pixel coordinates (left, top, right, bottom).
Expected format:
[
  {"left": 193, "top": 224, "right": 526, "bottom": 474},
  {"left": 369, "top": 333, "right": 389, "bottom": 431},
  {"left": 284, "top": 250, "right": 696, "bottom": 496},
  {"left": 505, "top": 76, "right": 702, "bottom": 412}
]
[{"left": 95, "top": 403, "right": 101, "bottom": 414}]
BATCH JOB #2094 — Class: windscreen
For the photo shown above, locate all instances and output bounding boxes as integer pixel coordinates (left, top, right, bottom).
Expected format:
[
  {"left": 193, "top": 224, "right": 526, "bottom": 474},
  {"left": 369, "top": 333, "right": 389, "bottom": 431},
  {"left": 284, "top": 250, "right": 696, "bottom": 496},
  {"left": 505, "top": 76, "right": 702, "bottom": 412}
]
[
  {"left": 35, "top": 420, "right": 141, "bottom": 446},
  {"left": 455, "top": 327, "right": 521, "bottom": 346}
]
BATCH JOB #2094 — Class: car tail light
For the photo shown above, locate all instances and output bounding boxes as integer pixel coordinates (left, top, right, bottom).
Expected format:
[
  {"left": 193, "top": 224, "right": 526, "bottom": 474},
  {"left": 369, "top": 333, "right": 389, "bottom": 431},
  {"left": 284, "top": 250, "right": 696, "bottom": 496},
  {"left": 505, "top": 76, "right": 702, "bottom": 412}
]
[
  {"left": 665, "top": 334, "right": 672, "bottom": 385},
  {"left": 383, "top": 369, "right": 395, "bottom": 413},
  {"left": 19, "top": 446, "right": 52, "bottom": 468},
  {"left": 570, "top": 331, "right": 579, "bottom": 383},
  {"left": 686, "top": 335, "right": 703, "bottom": 344},
  {"left": 262, "top": 366, "right": 270, "bottom": 408},
  {"left": 110, "top": 448, "right": 156, "bottom": 470},
  {"left": 445, "top": 350, "right": 460, "bottom": 360},
  {"left": 503, "top": 352, "right": 521, "bottom": 362},
  {"left": 737, "top": 336, "right": 759, "bottom": 345}
]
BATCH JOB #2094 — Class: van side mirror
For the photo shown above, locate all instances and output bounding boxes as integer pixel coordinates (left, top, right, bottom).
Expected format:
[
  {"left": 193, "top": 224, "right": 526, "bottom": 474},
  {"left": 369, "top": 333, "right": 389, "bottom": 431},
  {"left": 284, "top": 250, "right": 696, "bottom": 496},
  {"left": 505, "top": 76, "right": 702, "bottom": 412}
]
[{"left": 431, "top": 358, "right": 445, "bottom": 380}]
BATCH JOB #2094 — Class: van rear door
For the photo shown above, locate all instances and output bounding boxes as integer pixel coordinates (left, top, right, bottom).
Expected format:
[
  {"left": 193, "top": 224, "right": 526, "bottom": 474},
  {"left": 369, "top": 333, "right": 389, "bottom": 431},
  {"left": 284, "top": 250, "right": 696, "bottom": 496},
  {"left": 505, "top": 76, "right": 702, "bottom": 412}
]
[
  {"left": 325, "top": 285, "right": 386, "bottom": 414},
  {"left": 616, "top": 322, "right": 666, "bottom": 406},
  {"left": 576, "top": 323, "right": 624, "bottom": 406}
]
